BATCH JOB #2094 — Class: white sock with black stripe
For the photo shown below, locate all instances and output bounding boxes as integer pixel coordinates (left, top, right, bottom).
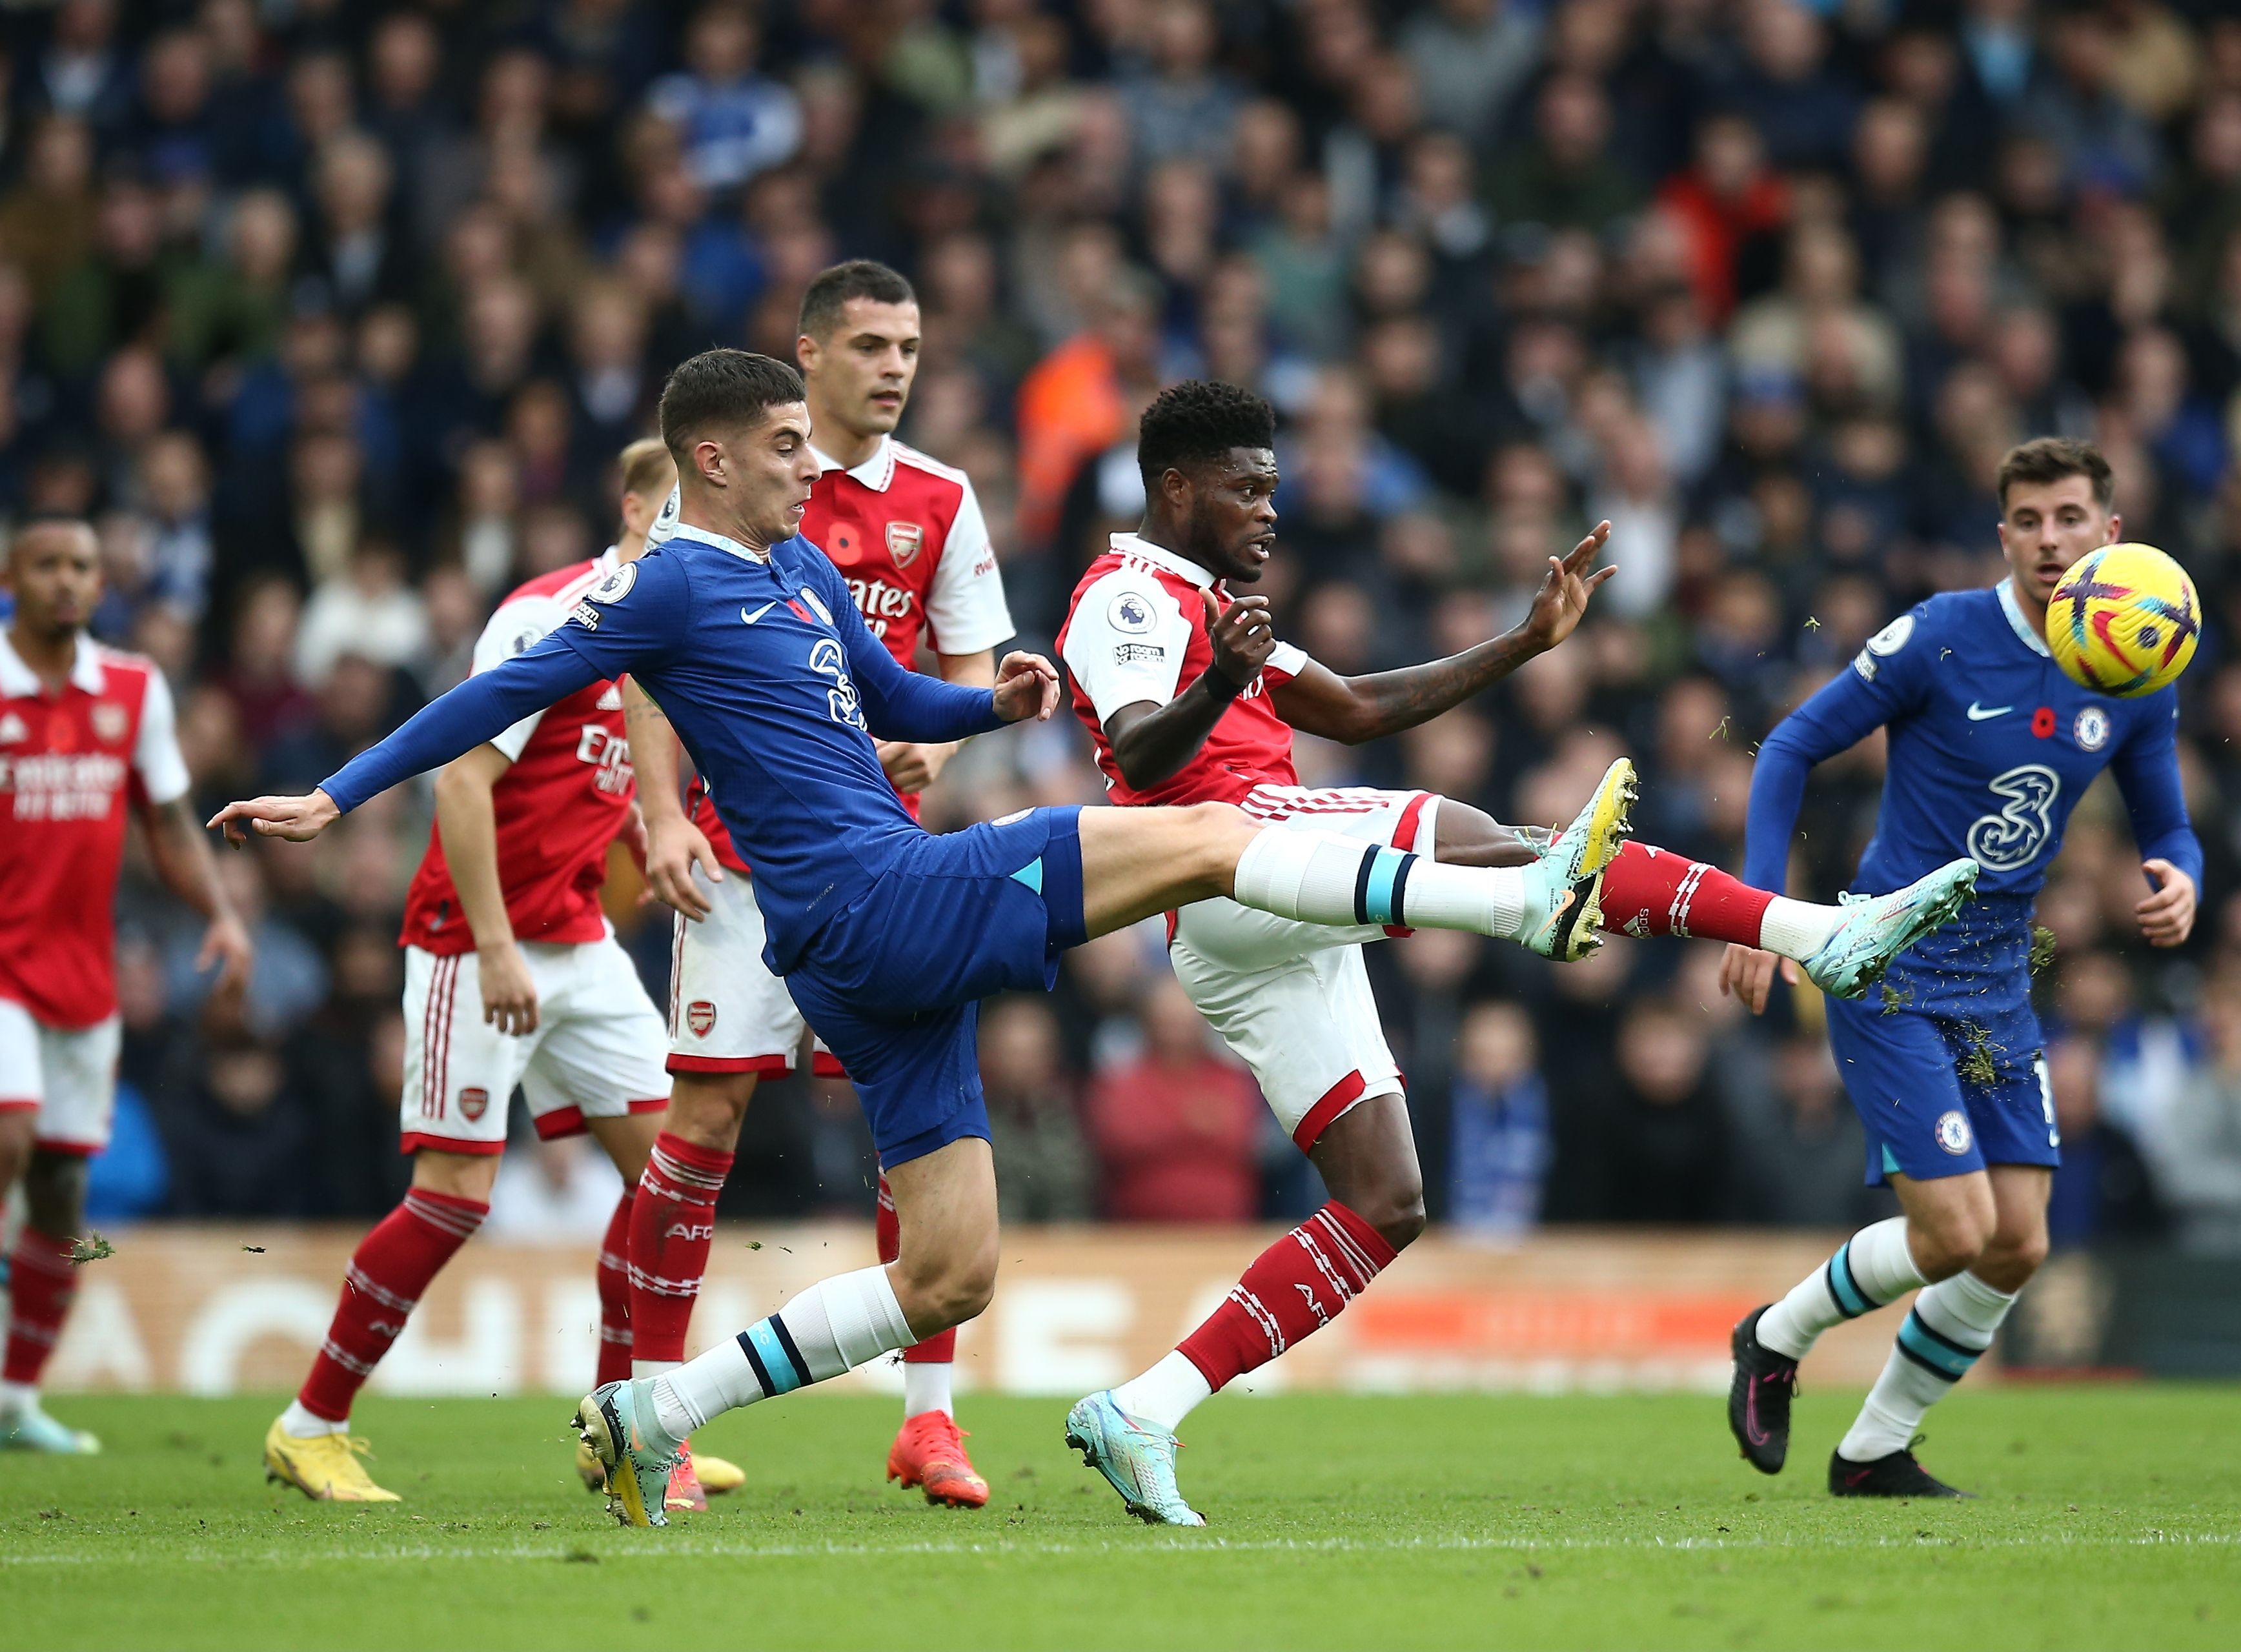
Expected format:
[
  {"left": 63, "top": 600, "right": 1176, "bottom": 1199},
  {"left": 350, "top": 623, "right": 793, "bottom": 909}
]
[
  {"left": 1756, "top": 1216, "right": 1927, "bottom": 1360},
  {"left": 652, "top": 1265, "right": 917, "bottom": 1436},
  {"left": 1840, "top": 1270, "right": 2017, "bottom": 1462},
  {"left": 1231, "top": 828, "right": 1528, "bottom": 938}
]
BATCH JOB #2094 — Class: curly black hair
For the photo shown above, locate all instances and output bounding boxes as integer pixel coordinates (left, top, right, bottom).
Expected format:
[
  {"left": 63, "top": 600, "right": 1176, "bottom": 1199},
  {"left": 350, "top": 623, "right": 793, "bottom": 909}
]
[{"left": 1136, "top": 379, "right": 1276, "bottom": 485}]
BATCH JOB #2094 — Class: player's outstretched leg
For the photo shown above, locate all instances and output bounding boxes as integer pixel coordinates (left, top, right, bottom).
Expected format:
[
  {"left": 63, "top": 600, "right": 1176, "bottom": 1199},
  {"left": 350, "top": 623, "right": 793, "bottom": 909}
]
[
  {"left": 581, "top": 1138, "right": 994, "bottom": 1527},
  {"left": 1091, "top": 760, "right": 1637, "bottom": 955},
  {"left": 1568, "top": 840, "right": 1979, "bottom": 995},
  {"left": 875, "top": 1170, "right": 987, "bottom": 1507}
]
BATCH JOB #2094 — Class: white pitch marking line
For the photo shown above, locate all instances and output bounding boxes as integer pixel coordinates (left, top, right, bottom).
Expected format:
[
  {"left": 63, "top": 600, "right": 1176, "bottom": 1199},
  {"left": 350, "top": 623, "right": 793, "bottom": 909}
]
[{"left": 3, "top": 1531, "right": 2237, "bottom": 1566}]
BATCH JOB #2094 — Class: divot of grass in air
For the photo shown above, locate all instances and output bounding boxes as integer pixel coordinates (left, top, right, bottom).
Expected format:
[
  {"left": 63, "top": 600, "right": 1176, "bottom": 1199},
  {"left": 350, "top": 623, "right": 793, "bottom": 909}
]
[{"left": 1958, "top": 1020, "right": 2007, "bottom": 1089}]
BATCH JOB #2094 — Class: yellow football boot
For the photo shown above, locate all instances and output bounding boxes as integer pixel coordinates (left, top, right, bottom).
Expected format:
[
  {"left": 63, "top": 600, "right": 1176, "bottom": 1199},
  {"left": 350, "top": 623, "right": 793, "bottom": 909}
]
[
  {"left": 693, "top": 1449, "right": 744, "bottom": 1496},
  {"left": 263, "top": 1417, "right": 402, "bottom": 1502}
]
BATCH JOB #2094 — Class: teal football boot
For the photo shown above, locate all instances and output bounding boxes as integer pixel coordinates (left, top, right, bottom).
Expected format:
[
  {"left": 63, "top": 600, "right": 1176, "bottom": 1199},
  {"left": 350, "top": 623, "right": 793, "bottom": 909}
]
[
  {"left": 1518, "top": 758, "right": 1638, "bottom": 962},
  {"left": 574, "top": 1379, "right": 680, "bottom": 1527},
  {"left": 1065, "top": 1391, "right": 1204, "bottom": 1527},
  {"left": 1803, "top": 858, "right": 1980, "bottom": 1000}
]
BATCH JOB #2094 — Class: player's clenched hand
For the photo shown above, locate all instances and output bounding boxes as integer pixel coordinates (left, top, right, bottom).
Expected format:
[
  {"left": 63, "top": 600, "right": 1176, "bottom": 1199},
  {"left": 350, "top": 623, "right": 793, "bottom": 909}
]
[
  {"left": 1521, "top": 521, "right": 1616, "bottom": 653},
  {"left": 207, "top": 788, "right": 340, "bottom": 846},
  {"left": 195, "top": 911, "right": 254, "bottom": 995},
  {"left": 993, "top": 650, "right": 1060, "bottom": 723},
  {"left": 644, "top": 814, "right": 720, "bottom": 921},
  {"left": 2136, "top": 858, "right": 2196, "bottom": 948},
  {"left": 477, "top": 939, "right": 540, "bottom": 1036},
  {"left": 1206, "top": 590, "right": 1277, "bottom": 685},
  {"left": 1719, "top": 943, "right": 1797, "bottom": 1014}
]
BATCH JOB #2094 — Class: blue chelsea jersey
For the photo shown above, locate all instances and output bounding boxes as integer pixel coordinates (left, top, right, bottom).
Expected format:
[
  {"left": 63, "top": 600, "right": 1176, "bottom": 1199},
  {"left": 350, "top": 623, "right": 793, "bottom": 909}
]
[
  {"left": 321, "top": 522, "right": 1005, "bottom": 976},
  {"left": 549, "top": 525, "right": 1002, "bottom": 969},
  {"left": 1744, "top": 579, "right": 2199, "bottom": 908}
]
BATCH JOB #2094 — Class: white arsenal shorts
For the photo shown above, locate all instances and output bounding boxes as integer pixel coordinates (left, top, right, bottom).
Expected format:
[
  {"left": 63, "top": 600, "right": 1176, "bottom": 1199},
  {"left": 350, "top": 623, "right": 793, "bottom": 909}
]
[
  {"left": 0, "top": 998, "right": 120, "bottom": 1155},
  {"left": 400, "top": 934, "right": 671, "bottom": 1154},
  {"left": 1168, "top": 786, "right": 1438, "bottom": 1154},
  {"left": 665, "top": 866, "right": 842, "bottom": 1078}
]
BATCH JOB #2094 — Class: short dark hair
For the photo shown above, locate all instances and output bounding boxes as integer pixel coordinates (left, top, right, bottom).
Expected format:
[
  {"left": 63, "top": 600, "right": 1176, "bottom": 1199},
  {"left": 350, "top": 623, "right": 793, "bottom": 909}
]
[
  {"left": 798, "top": 259, "right": 916, "bottom": 340},
  {"left": 6, "top": 514, "right": 95, "bottom": 563},
  {"left": 658, "top": 349, "right": 805, "bottom": 459},
  {"left": 1136, "top": 380, "right": 1276, "bottom": 485},
  {"left": 1998, "top": 437, "right": 2113, "bottom": 511}
]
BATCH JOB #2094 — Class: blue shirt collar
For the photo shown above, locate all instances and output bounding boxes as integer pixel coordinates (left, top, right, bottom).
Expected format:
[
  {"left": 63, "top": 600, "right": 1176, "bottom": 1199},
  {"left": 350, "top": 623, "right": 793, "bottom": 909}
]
[
  {"left": 667, "top": 521, "right": 774, "bottom": 563},
  {"left": 1996, "top": 578, "right": 2051, "bottom": 658}
]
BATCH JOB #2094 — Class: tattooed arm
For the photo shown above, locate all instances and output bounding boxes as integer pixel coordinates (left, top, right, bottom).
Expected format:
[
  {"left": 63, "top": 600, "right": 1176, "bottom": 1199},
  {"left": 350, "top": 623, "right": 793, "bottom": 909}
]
[
  {"left": 1268, "top": 522, "right": 1614, "bottom": 745},
  {"left": 624, "top": 678, "right": 722, "bottom": 920}
]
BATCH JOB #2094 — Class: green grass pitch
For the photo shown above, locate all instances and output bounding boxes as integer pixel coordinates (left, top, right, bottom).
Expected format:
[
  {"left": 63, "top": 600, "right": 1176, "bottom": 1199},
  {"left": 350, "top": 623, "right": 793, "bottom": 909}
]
[{"left": 4, "top": 1387, "right": 2237, "bottom": 1650}]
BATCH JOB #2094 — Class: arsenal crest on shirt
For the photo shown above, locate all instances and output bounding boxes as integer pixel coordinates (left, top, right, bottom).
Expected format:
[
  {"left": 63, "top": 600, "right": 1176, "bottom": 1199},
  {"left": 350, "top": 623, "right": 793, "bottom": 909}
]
[
  {"left": 90, "top": 701, "right": 129, "bottom": 744},
  {"left": 885, "top": 521, "right": 923, "bottom": 568}
]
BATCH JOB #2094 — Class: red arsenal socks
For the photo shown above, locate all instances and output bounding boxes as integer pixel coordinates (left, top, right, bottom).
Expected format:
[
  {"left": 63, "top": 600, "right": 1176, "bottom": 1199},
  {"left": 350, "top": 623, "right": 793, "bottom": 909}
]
[
  {"left": 1, "top": 1228, "right": 79, "bottom": 1387},
  {"left": 595, "top": 1189, "right": 634, "bottom": 1387},
  {"left": 1168, "top": 1201, "right": 1398, "bottom": 1405},
  {"left": 296, "top": 1189, "right": 487, "bottom": 1424},
  {"left": 628, "top": 1133, "right": 732, "bottom": 1375},
  {"left": 1597, "top": 841, "right": 1777, "bottom": 944}
]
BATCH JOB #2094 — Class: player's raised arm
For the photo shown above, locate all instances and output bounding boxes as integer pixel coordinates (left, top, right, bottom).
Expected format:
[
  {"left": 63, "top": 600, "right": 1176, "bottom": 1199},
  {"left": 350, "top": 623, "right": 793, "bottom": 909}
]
[
  {"left": 1091, "top": 588, "right": 1278, "bottom": 791},
  {"left": 1269, "top": 522, "right": 1616, "bottom": 745},
  {"left": 1721, "top": 607, "right": 1934, "bottom": 1011},
  {"left": 210, "top": 632, "right": 607, "bottom": 844},
  {"left": 213, "top": 551, "right": 688, "bottom": 845},
  {"left": 876, "top": 649, "right": 997, "bottom": 794},
  {"left": 824, "top": 559, "right": 1023, "bottom": 741}
]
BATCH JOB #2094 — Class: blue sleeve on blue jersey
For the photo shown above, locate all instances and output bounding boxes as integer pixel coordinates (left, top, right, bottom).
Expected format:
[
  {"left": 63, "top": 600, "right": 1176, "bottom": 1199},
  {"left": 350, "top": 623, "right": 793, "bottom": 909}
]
[
  {"left": 320, "top": 552, "right": 689, "bottom": 813},
  {"left": 320, "top": 638, "right": 600, "bottom": 813},
  {"left": 1742, "top": 604, "right": 1937, "bottom": 891},
  {"left": 2109, "top": 694, "right": 2203, "bottom": 891},
  {"left": 813, "top": 556, "right": 1004, "bottom": 743},
  {"left": 544, "top": 548, "right": 692, "bottom": 678}
]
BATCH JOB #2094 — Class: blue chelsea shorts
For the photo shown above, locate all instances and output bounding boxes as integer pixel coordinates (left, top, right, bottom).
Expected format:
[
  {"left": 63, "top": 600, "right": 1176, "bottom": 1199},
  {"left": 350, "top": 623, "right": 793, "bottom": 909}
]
[
  {"left": 784, "top": 807, "right": 1086, "bottom": 1166},
  {"left": 1823, "top": 908, "right": 2058, "bottom": 1185}
]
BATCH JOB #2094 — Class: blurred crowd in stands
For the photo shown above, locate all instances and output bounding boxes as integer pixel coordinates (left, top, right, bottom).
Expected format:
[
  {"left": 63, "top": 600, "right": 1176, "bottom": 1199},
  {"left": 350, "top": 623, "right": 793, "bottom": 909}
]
[{"left": 8, "top": 0, "right": 2241, "bottom": 1244}]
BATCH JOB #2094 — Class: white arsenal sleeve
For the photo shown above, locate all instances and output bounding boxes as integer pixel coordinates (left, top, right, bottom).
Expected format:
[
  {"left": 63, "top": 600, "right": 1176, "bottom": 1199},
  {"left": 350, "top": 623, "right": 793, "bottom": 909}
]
[
  {"left": 130, "top": 667, "right": 192, "bottom": 806},
  {"left": 1062, "top": 567, "right": 1195, "bottom": 722},
  {"left": 922, "top": 478, "right": 1015, "bottom": 656},
  {"left": 472, "top": 592, "right": 567, "bottom": 761}
]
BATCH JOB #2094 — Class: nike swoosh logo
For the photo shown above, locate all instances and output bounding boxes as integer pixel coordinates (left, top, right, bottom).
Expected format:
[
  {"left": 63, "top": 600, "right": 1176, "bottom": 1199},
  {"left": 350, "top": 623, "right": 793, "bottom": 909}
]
[
  {"left": 741, "top": 601, "right": 777, "bottom": 625},
  {"left": 1965, "top": 701, "right": 2013, "bottom": 721}
]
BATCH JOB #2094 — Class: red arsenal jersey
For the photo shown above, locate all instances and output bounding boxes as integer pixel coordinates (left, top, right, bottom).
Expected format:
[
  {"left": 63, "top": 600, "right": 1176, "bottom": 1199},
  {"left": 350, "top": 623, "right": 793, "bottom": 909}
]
[
  {"left": 0, "top": 633, "right": 192, "bottom": 1027},
  {"left": 1057, "top": 533, "right": 1310, "bottom": 808},
  {"left": 692, "top": 436, "right": 1013, "bottom": 870},
  {"left": 400, "top": 555, "right": 637, "bottom": 955}
]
